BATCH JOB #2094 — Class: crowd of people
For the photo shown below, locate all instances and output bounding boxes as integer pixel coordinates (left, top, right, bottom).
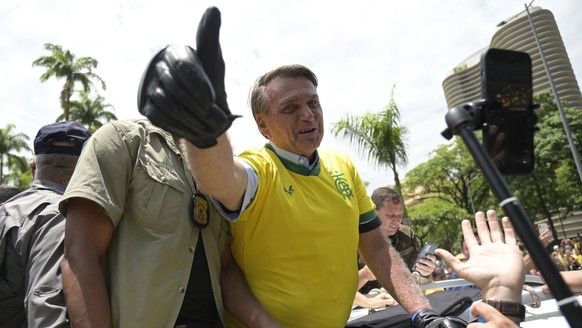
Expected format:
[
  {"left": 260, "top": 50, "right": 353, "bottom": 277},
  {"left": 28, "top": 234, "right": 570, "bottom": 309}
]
[
  {"left": 1, "top": 6, "right": 581, "bottom": 328},
  {"left": 428, "top": 234, "right": 582, "bottom": 286},
  {"left": 550, "top": 237, "right": 582, "bottom": 271}
]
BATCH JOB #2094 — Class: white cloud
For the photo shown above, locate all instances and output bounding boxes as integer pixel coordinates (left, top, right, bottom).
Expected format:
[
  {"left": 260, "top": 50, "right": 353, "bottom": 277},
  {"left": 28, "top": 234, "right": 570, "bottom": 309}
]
[{"left": 1, "top": 0, "right": 580, "bottom": 194}]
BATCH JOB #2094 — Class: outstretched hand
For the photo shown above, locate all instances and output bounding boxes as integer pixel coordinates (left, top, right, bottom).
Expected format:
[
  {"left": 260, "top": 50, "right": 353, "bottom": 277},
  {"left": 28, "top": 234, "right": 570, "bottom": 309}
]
[
  {"left": 436, "top": 210, "right": 524, "bottom": 302},
  {"left": 138, "top": 6, "right": 238, "bottom": 149}
]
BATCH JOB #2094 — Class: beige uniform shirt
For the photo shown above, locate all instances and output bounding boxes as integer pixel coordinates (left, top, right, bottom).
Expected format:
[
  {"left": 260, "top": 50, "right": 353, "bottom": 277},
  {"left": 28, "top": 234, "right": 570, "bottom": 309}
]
[{"left": 60, "top": 119, "right": 228, "bottom": 327}]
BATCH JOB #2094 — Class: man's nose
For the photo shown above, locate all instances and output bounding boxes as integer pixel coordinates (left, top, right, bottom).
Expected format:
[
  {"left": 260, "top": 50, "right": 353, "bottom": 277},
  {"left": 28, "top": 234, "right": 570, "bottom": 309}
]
[{"left": 299, "top": 105, "right": 315, "bottom": 121}]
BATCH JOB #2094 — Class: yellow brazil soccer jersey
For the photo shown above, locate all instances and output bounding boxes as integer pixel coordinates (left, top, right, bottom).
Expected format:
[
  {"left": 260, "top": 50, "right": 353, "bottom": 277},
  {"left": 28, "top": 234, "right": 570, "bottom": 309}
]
[{"left": 228, "top": 144, "right": 377, "bottom": 328}]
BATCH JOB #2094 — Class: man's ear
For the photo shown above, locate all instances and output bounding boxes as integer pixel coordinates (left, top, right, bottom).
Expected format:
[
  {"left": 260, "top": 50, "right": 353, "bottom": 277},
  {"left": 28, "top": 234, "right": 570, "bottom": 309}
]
[{"left": 256, "top": 114, "right": 270, "bottom": 139}]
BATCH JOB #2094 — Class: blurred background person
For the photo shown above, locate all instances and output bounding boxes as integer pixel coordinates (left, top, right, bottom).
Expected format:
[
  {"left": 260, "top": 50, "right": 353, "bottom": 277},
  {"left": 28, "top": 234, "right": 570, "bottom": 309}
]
[{"left": 0, "top": 121, "right": 90, "bottom": 327}]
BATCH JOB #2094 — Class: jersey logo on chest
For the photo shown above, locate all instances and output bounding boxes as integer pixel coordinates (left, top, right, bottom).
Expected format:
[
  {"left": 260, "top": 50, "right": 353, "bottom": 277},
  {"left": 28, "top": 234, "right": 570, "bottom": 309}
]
[
  {"left": 330, "top": 170, "right": 353, "bottom": 200},
  {"left": 283, "top": 185, "right": 295, "bottom": 196}
]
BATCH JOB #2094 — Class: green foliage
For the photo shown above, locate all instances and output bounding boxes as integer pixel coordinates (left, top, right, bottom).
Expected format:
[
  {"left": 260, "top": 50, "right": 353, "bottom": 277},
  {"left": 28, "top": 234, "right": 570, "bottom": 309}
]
[
  {"left": 408, "top": 198, "right": 470, "bottom": 254},
  {"left": 0, "top": 124, "right": 31, "bottom": 185},
  {"left": 2, "top": 157, "right": 33, "bottom": 189},
  {"left": 505, "top": 92, "right": 582, "bottom": 237},
  {"left": 331, "top": 85, "right": 409, "bottom": 214},
  {"left": 404, "top": 91, "right": 581, "bottom": 245},
  {"left": 404, "top": 138, "right": 497, "bottom": 215},
  {"left": 2, "top": 44, "right": 114, "bottom": 187},
  {"left": 32, "top": 43, "right": 106, "bottom": 121},
  {"left": 56, "top": 90, "right": 117, "bottom": 133}
]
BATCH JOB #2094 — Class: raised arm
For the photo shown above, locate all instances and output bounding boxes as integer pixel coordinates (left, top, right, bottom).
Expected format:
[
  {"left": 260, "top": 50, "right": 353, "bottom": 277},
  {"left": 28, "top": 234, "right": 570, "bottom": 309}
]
[
  {"left": 137, "top": 7, "right": 246, "bottom": 210},
  {"left": 177, "top": 135, "right": 247, "bottom": 211},
  {"left": 438, "top": 210, "right": 524, "bottom": 326},
  {"left": 437, "top": 211, "right": 524, "bottom": 303}
]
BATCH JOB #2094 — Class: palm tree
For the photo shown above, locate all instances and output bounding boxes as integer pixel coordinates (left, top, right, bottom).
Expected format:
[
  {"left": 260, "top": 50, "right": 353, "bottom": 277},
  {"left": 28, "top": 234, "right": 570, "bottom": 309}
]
[
  {"left": 0, "top": 124, "right": 30, "bottom": 184},
  {"left": 56, "top": 90, "right": 117, "bottom": 133},
  {"left": 331, "top": 86, "right": 409, "bottom": 214},
  {"left": 32, "top": 43, "right": 106, "bottom": 121}
]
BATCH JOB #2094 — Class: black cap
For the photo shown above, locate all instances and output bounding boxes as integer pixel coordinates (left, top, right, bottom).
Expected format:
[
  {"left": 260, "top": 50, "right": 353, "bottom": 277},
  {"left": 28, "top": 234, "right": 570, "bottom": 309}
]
[{"left": 34, "top": 121, "right": 91, "bottom": 155}]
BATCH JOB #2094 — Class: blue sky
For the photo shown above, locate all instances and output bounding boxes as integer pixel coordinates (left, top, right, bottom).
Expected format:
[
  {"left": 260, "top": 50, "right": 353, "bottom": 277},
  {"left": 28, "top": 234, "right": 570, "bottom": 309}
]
[{"left": 1, "top": 0, "right": 581, "bottom": 193}]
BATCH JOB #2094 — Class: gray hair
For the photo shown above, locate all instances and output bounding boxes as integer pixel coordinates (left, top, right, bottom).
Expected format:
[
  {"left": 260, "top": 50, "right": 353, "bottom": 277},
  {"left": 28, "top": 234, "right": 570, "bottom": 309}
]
[{"left": 249, "top": 64, "right": 318, "bottom": 119}]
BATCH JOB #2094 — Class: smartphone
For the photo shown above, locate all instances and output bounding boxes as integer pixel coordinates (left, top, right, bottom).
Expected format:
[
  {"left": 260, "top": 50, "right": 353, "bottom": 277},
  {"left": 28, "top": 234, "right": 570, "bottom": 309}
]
[
  {"left": 481, "top": 48, "right": 536, "bottom": 175},
  {"left": 538, "top": 223, "right": 548, "bottom": 234},
  {"left": 412, "top": 243, "right": 438, "bottom": 271}
]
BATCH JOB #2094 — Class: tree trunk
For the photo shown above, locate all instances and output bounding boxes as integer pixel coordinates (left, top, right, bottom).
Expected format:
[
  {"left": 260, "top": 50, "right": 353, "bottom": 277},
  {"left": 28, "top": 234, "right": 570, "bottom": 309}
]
[
  {"left": 0, "top": 156, "right": 4, "bottom": 184},
  {"left": 392, "top": 167, "right": 409, "bottom": 219},
  {"left": 535, "top": 182, "right": 558, "bottom": 239}
]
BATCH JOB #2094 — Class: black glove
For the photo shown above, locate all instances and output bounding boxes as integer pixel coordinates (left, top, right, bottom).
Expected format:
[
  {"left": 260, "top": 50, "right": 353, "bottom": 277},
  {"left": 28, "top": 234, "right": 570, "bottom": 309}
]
[
  {"left": 412, "top": 309, "right": 468, "bottom": 328},
  {"left": 196, "top": 6, "right": 229, "bottom": 112},
  {"left": 138, "top": 7, "right": 239, "bottom": 148}
]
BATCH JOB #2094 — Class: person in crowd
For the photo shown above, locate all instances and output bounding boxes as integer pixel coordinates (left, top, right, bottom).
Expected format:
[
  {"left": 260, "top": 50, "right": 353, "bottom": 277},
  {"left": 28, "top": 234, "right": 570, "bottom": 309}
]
[
  {"left": 572, "top": 245, "right": 582, "bottom": 266},
  {"left": 354, "top": 265, "right": 398, "bottom": 309},
  {"left": 58, "top": 9, "right": 256, "bottom": 328},
  {"left": 554, "top": 244, "right": 571, "bottom": 271},
  {"left": 355, "top": 187, "right": 437, "bottom": 308},
  {"left": 565, "top": 243, "right": 581, "bottom": 270},
  {"left": 437, "top": 210, "right": 527, "bottom": 327},
  {"left": 0, "top": 121, "right": 91, "bottom": 327},
  {"left": 137, "top": 9, "right": 431, "bottom": 327},
  {"left": 550, "top": 244, "right": 567, "bottom": 271},
  {"left": 573, "top": 236, "right": 581, "bottom": 253},
  {"left": 432, "top": 260, "right": 451, "bottom": 281},
  {"left": 523, "top": 228, "right": 553, "bottom": 272},
  {"left": 0, "top": 185, "right": 23, "bottom": 206}
]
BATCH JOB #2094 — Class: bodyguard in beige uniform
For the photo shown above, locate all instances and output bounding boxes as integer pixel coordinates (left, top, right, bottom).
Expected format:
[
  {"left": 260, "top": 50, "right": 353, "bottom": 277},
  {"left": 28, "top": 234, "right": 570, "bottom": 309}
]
[{"left": 59, "top": 119, "right": 230, "bottom": 327}]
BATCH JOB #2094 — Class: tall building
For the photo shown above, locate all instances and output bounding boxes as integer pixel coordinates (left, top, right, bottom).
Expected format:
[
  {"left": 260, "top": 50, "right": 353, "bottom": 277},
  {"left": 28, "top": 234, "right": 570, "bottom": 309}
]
[{"left": 442, "top": 6, "right": 582, "bottom": 110}]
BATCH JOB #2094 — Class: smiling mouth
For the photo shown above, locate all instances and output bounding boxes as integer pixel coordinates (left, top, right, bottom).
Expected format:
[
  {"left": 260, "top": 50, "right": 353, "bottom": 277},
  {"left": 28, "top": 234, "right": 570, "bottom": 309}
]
[{"left": 299, "top": 128, "right": 316, "bottom": 134}]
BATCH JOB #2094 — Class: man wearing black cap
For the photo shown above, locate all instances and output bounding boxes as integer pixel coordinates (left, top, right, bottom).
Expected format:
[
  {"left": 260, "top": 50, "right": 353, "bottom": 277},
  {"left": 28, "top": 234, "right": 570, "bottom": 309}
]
[{"left": 0, "top": 121, "right": 91, "bottom": 327}]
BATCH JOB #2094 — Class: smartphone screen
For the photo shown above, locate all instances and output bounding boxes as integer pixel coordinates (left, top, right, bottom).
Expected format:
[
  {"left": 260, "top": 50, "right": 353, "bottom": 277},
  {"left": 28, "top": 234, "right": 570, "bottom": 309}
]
[
  {"left": 481, "top": 48, "right": 536, "bottom": 175},
  {"left": 482, "top": 49, "right": 533, "bottom": 111}
]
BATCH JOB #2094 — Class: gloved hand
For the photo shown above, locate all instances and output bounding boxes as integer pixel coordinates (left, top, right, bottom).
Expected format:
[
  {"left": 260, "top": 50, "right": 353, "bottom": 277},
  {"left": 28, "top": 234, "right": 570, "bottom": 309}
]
[
  {"left": 412, "top": 309, "right": 468, "bottom": 328},
  {"left": 138, "top": 7, "right": 239, "bottom": 149},
  {"left": 196, "top": 6, "right": 229, "bottom": 111}
]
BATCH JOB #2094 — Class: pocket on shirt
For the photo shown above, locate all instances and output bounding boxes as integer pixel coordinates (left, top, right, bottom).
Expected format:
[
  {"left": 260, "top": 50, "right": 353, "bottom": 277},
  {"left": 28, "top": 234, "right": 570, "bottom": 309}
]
[{"left": 131, "top": 155, "right": 187, "bottom": 233}]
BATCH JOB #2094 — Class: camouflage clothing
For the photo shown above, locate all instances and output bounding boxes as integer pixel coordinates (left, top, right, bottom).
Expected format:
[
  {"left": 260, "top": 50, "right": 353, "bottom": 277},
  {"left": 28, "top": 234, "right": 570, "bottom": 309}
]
[{"left": 389, "top": 225, "right": 421, "bottom": 270}]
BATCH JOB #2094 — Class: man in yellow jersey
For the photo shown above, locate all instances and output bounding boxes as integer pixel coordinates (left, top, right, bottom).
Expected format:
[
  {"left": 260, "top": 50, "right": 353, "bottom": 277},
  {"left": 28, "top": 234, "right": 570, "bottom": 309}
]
[{"left": 138, "top": 7, "right": 443, "bottom": 328}]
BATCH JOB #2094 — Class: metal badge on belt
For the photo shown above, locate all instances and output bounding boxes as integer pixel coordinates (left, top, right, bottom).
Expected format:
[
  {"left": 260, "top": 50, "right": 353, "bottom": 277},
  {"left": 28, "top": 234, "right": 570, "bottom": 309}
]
[{"left": 191, "top": 192, "right": 209, "bottom": 229}]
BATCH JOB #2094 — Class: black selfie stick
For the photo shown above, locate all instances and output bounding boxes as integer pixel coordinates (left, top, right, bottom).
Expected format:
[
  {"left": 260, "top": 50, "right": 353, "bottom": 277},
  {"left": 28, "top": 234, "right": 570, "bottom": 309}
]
[{"left": 442, "top": 101, "right": 582, "bottom": 327}]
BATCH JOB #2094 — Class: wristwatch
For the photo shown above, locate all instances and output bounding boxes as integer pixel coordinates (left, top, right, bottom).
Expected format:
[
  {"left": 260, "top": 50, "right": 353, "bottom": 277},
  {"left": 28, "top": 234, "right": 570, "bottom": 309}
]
[{"left": 484, "top": 299, "right": 526, "bottom": 321}]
